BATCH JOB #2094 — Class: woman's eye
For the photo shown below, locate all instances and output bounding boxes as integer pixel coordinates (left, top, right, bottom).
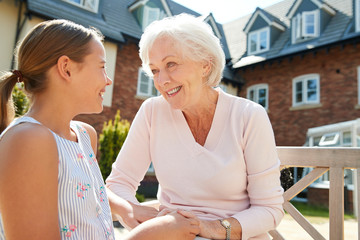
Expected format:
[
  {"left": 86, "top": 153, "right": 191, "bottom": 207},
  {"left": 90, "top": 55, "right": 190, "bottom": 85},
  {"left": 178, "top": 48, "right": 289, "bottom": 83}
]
[
  {"left": 167, "top": 62, "right": 176, "bottom": 68},
  {"left": 151, "top": 69, "right": 158, "bottom": 75}
]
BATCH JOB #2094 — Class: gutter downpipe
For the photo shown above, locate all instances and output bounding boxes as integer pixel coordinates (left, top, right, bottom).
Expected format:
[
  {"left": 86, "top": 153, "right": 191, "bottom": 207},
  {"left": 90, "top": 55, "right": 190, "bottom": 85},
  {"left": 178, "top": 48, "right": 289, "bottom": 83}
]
[{"left": 11, "top": 0, "right": 27, "bottom": 70}]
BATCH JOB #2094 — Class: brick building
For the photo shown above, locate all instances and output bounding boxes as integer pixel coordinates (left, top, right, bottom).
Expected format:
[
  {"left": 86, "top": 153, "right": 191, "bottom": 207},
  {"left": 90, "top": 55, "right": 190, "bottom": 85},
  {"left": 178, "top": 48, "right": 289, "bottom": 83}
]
[{"left": 224, "top": 0, "right": 360, "bottom": 146}]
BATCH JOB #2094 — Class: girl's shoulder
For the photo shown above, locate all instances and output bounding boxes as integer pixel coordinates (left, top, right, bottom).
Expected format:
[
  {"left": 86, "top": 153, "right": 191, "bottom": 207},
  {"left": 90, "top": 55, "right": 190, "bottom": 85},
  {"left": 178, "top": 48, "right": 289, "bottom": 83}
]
[{"left": 0, "top": 121, "right": 58, "bottom": 183}]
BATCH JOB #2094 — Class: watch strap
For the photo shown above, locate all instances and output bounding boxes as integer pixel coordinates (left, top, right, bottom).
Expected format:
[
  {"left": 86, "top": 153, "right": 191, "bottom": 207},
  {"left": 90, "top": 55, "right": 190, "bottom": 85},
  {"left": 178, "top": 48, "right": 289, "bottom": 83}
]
[{"left": 219, "top": 219, "right": 231, "bottom": 240}]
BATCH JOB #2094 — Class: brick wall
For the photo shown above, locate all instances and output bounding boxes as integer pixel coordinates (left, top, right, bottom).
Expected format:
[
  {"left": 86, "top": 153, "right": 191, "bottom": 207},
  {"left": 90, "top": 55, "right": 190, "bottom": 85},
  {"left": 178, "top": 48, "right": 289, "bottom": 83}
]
[{"left": 237, "top": 43, "right": 360, "bottom": 146}]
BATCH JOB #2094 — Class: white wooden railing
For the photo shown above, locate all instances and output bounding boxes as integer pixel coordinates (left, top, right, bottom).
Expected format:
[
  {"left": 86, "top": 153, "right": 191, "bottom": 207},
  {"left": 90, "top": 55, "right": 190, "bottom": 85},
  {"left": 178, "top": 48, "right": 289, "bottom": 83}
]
[{"left": 270, "top": 147, "right": 360, "bottom": 240}]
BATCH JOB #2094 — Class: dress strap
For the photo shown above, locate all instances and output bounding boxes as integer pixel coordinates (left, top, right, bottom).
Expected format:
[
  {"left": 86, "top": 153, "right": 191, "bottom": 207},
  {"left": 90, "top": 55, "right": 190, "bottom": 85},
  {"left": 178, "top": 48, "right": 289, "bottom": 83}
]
[{"left": 0, "top": 116, "right": 42, "bottom": 140}]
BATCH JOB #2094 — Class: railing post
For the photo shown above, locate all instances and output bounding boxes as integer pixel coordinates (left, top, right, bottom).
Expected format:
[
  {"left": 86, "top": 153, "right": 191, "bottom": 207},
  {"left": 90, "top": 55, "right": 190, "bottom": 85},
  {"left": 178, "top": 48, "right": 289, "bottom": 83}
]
[
  {"left": 329, "top": 167, "right": 344, "bottom": 240},
  {"left": 357, "top": 168, "right": 360, "bottom": 240}
]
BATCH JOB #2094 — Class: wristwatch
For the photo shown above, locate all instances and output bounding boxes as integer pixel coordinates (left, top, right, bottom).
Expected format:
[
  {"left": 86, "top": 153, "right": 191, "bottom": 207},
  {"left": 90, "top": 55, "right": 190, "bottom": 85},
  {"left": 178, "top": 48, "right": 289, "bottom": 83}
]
[{"left": 219, "top": 219, "right": 231, "bottom": 240}]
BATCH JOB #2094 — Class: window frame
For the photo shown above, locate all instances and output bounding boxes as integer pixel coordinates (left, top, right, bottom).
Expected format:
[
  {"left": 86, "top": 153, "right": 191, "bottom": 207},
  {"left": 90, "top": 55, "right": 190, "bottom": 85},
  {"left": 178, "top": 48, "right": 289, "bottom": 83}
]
[
  {"left": 292, "top": 10, "right": 319, "bottom": 43},
  {"left": 246, "top": 83, "right": 269, "bottom": 110},
  {"left": 292, "top": 74, "right": 320, "bottom": 107},
  {"left": 136, "top": 68, "right": 158, "bottom": 98},
  {"left": 62, "top": 0, "right": 99, "bottom": 13},
  {"left": 247, "top": 27, "right": 270, "bottom": 55},
  {"left": 302, "top": 11, "right": 318, "bottom": 37}
]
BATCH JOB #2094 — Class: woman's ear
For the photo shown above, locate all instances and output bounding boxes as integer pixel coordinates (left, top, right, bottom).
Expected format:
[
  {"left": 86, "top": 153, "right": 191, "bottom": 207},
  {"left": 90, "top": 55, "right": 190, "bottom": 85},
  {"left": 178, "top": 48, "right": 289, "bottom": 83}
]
[
  {"left": 57, "top": 55, "right": 72, "bottom": 81},
  {"left": 202, "top": 59, "right": 212, "bottom": 77}
]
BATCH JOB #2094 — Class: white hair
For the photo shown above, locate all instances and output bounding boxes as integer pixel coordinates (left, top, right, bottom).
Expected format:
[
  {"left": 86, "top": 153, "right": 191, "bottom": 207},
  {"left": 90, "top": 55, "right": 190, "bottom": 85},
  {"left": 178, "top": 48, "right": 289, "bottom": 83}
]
[{"left": 139, "top": 13, "right": 225, "bottom": 87}]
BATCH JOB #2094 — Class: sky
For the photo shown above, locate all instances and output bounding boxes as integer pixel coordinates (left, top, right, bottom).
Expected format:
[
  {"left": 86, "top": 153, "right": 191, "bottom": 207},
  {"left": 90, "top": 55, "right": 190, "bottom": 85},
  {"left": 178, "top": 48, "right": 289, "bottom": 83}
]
[{"left": 172, "top": 0, "right": 284, "bottom": 24}]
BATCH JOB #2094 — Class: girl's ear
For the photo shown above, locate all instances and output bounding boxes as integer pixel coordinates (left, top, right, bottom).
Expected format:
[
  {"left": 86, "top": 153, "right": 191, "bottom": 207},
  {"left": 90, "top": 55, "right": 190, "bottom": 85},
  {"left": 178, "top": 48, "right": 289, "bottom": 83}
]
[{"left": 57, "top": 55, "right": 72, "bottom": 81}]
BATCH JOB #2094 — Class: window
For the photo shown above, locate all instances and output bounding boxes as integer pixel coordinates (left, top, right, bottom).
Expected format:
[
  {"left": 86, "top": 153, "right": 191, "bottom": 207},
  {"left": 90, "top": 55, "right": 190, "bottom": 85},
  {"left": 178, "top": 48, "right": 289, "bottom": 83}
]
[
  {"left": 319, "top": 132, "right": 340, "bottom": 146},
  {"left": 142, "top": 6, "right": 167, "bottom": 31},
  {"left": 137, "top": 68, "right": 158, "bottom": 98},
  {"left": 142, "top": 6, "right": 160, "bottom": 31},
  {"left": 292, "top": 10, "right": 319, "bottom": 43},
  {"left": 247, "top": 84, "right": 268, "bottom": 109},
  {"left": 292, "top": 74, "right": 320, "bottom": 106},
  {"left": 248, "top": 27, "right": 269, "bottom": 55},
  {"left": 63, "top": 0, "right": 99, "bottom": 13}
]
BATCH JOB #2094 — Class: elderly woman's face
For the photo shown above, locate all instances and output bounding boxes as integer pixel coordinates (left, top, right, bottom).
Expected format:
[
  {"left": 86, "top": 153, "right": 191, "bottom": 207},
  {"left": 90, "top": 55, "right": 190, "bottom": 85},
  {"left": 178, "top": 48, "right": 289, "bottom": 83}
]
[{"left": 148, "top": 36, "right": 208, "bottom": 111}]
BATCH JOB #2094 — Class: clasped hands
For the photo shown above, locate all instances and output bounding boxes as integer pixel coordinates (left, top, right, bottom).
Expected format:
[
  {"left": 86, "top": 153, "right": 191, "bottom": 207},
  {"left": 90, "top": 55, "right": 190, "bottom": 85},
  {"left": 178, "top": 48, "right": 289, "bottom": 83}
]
[{"left": 120, "top": 202, "right": 217, "bottom": 240}]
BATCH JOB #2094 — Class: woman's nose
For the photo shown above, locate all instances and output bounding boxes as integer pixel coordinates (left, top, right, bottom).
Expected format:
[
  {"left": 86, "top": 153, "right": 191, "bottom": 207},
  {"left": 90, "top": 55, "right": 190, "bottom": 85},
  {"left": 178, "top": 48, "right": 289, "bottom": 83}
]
[{"left": 156, "top": 70, "right": 170, "bottom": 86}]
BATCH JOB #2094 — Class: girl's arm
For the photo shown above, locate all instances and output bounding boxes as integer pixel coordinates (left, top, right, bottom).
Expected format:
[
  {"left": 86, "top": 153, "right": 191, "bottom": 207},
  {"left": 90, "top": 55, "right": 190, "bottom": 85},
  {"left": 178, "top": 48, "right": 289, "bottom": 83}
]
[
  {"left": 0, "top": 123, "right": 60, "bottom": 239},
  {"left": 106, "top": 187, "right": 159, "bottom": 229},
  {"left": 123, "top": 210, "right": 200, "bottom": 240}
]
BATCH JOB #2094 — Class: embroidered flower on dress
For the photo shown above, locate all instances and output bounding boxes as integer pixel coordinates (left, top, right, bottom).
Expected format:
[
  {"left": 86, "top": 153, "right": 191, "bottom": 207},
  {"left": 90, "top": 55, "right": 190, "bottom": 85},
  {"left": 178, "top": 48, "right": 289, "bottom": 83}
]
[
  {"left": 104, "top": 227, "right": 114, "bottom": 240},
  {"left": 99, "top": 186, "right": 105, "bottom": 202},
  {"left": 61, "top": 225, "right": 77, "bottom": 238},
  {"left": 89, "top": 153, "right": 97, "bottom": 165},
  {"left": 77, "top": 153, "right": 84, "bottom": 161},
  {"left": 76, "top": 183, "right": 91, "bottom": 199}
]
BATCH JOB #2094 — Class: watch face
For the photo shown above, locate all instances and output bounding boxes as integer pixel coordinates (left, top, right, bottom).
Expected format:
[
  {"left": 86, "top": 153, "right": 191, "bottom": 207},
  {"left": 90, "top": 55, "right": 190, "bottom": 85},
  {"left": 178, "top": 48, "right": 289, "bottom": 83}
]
[{"left": 222, "top": 220, "right": 230, "bottom": 228}]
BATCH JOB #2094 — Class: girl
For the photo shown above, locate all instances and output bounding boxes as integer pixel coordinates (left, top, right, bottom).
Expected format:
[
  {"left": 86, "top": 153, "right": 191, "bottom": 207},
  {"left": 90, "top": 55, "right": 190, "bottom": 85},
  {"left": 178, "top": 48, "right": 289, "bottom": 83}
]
[{"left": 0, "top": 19, "right": 198, "bottom": 240}]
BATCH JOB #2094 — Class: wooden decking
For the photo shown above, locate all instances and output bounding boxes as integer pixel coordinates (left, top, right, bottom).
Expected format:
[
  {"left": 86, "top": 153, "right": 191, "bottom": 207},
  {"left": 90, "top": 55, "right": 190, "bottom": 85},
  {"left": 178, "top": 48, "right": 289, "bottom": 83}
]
[{"left": 270, "top": 147, "right": 360, "bottom": 240}]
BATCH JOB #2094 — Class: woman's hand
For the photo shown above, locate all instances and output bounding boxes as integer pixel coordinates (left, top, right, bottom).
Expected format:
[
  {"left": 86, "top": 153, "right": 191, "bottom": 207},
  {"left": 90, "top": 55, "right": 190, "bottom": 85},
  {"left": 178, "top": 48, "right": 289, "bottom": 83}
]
[{"left": 187, "top": 217, "right": 242, "bottom": 240}]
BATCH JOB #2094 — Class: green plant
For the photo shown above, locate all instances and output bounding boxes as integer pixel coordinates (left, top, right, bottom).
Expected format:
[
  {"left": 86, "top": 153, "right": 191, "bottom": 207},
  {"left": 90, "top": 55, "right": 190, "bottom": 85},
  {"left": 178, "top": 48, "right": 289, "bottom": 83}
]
[
  {"left": 12, "top": 83, "right": 29, "bottom": 117},
  {"left": 98, "top": 110, "right": 130, "bottom": 181}
]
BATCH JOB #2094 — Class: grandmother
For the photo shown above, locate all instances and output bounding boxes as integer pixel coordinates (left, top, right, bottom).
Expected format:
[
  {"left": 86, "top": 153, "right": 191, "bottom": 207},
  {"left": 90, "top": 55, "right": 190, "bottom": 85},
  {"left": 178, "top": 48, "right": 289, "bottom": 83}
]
[{"left": 106, "top": 13, "right": 284, "bottom": 240}]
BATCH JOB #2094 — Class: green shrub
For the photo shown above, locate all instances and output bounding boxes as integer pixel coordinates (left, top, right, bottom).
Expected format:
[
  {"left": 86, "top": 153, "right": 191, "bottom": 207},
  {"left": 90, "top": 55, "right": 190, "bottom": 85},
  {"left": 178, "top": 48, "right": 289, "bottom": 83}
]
[
  {"left": 98, "top": 110, "right": 130, "bottom": 181},
  {"left": 12, "top": 83, "right": 29, "bottom": 117}
]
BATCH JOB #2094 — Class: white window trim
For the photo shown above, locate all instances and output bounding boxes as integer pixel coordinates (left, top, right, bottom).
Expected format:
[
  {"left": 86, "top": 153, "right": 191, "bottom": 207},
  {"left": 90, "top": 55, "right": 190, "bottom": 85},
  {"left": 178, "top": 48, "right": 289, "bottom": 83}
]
[
  {"left": 319, "top": 132, "right": 340, "bottom": 146},
  {"left": 247, "top": 83, "right": 269, "bottom": 109},
  {"left": 302, "top": 10, "right": 319, "bottom": 37},
  {"left": 136, "top": 68, "right": 158, "bottom": 98},
  {"left": 63, "top": 0, "right": 99, "bottom": 13},
  {"left": 292, "top": 74, "right": 320, "bottom": 107},
  {"left": 356, "top": 0, "right": 360, "bottom": 32},
  {"left": 247, "top": 27, "right": 270, "bottom": 55},
  {"left": 292, "top": 10, "right": 319, "bottom": 43}
]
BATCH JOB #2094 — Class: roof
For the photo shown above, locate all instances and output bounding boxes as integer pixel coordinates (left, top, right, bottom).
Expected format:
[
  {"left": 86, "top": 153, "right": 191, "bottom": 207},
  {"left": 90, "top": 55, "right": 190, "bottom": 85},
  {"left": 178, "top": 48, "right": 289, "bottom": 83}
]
[
  {"left": 26, "top": 0, "right": 234, "bottom": 80},
  {"left": 243, "top": 7, "right": 287, "bottom": 33},
  {"left": 223, "top": 0, "right": 360, "bottom": 68}
]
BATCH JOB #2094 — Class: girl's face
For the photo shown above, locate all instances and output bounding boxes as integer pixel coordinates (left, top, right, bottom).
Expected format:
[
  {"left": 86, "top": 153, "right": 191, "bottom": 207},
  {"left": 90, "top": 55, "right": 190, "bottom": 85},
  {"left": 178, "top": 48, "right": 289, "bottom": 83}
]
[
  {"left": 72, "top": 39, "right": 112, "bottom": 114},
  {"left": 148, "top": 36, "right": 210, "bottom": 112}
]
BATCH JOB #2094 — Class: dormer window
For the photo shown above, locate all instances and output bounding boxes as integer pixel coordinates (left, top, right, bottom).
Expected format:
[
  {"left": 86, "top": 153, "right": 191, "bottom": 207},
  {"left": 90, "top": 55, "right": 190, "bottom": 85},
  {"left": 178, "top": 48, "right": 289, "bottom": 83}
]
[
  {"left": 62, "top": 0, "right": 99, "bottom": 13},
  {"left": 143, "top": 6, "right": 161, "bottom": 31},
  {"left": 248, "top": 27, "right": 269, "bottom": 55},
  {"left": 292, "top": 10, "right": 319, "bottom": 43},
  {"left": 128, "top": 1, "right": 168, "bottom": 31}
]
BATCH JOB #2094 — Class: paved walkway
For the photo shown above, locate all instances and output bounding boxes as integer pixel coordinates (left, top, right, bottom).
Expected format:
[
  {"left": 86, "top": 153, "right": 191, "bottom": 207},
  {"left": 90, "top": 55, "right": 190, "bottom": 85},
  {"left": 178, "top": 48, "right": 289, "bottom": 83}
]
[{"left": 113, "top": 214, "right": 358, "bottom": 240}]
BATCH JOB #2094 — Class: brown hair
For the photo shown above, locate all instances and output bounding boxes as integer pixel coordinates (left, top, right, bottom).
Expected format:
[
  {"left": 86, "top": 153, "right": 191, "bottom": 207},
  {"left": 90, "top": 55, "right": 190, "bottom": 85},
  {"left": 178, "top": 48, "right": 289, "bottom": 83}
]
[{"left": 0, "top": 19, "right": 103, "bottom": 133}]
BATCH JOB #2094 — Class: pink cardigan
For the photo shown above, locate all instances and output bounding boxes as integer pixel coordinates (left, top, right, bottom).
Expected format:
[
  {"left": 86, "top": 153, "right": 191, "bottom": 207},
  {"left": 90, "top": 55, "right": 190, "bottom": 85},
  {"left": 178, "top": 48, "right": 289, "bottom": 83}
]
[{"left": 106, "top": 89, "right": 284, "bottom": 239}]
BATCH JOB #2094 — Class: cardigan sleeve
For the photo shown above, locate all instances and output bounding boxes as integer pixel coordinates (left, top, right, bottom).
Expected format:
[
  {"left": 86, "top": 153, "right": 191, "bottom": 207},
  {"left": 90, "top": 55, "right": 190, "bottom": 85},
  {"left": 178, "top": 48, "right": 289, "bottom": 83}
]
[
  {"left": 232, "top": 104, "right": 284, "bottom": 239},
  {"left": 105, "top": 99, "right": 153, "bottom": 204}
]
